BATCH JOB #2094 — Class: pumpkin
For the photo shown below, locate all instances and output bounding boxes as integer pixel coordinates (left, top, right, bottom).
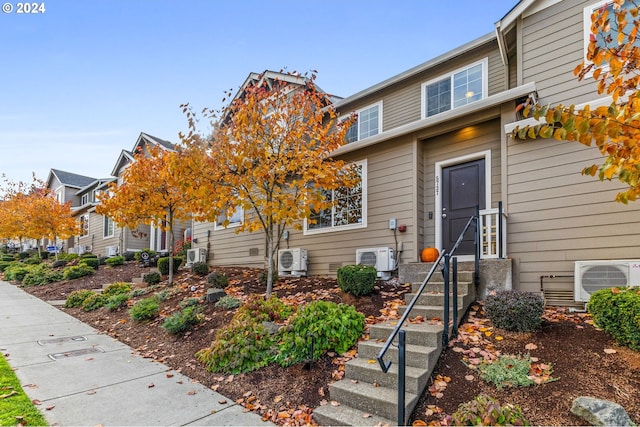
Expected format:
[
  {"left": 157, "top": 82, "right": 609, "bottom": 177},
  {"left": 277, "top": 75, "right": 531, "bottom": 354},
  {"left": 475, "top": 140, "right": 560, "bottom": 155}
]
[{"left": 421, "top": 247, "right": 439, "bottom": 262}]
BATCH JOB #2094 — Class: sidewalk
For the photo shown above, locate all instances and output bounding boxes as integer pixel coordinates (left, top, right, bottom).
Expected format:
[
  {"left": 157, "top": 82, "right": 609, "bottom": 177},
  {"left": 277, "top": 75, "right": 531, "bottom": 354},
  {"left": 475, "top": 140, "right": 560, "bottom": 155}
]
[{"left": 0, "top": 280, "right": 271, "bottom": 426}]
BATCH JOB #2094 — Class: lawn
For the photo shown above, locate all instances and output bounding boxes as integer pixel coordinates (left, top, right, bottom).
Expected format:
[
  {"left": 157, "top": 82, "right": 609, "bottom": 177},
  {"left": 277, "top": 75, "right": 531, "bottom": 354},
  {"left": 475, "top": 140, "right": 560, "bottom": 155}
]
[{"left": 0, "top": 353, "right": 48, "bottom": 426}]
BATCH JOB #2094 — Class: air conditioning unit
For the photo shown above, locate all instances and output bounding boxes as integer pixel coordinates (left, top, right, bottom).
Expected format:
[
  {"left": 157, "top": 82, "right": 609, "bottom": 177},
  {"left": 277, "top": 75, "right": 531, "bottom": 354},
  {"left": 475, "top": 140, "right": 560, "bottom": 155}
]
[
  {"left": 278, "top": 248, "right": 308, "bottom": 276},
  {"left": 574, "top": 260, "right": 640, "bottom": 302},
  {"left": 76, "top": 245, "right": 86, "bottom": 255},
  {"left": 186, "top": 248, "right": 207, "bottom": 265},
  {"left": 356, "top": 247, "right": 395, "bottom": 280},
  {"left": 68, "top": 247, "right": 78, "bottom": 255},
  {"left": 105, "top": 246, "right": 119, "bottom": 257}
]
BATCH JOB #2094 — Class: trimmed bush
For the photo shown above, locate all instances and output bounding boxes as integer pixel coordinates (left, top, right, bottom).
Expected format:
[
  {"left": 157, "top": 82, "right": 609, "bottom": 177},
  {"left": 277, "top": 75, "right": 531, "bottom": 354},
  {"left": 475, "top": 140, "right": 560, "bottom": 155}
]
[
  {"left": 143, "top": 271, "right": 162, "bottom": 285},
  {"left": 162, "top": 306, "right": 203, "bottom": 334},
  {"left": 105, "top": 293, "right": 130, "bottom": 311},
  {"left": 23, "top": 257, "right": 42, "bottom": 265},
  {"left": 82, "top": 293, "right": 108, "bottom": 311},
  {"left": 3, "top": 264, "right": 33, "bottom": 282},
  {"left": 103, "top": 282, "right": 132, "bottom": 297},
  {"left": 588, "top": 286, "right": 640, "bottom": 350},
  {"left": 485, "top": 290, "right": 544, "bottom": 332},
  {"left": 0, "top": 254, "right": 15, "bottom": 262},
  {"left": 129, "top": 297, "right": 160, "bottom": 321},
  {"left": 61, "top": 253, "right": 79, "bottom": 261},
  {"left": 157, "top": 256, "right": 183, "bottom": 275},
  {"left": 276, "top": 300, "right": 365, "bottom": 367},
  {"left": 104, "top": 256, "right": 125, "bottom": 267},
  {"left": 62, "top": 264, "right": 95, "bottom": 280},
  {"left": 81, "top": 253, "right": 98, "bottom": 259},
  {"left": 337, "top": 264, "right": 377, "bottom": 296},
  {"left": 452, "top": 395, "right": 530, "bottom": 426},
  {"left": 22, "top": 266, "right": 63, "bottom": 286},
  {"left": 52, "top": 259, "right": 68, "bottom": 268},
  {"left": 123, "top": 251, "right": 136, "bottom": 262},
  {"left": 130, "top": 288, "right": 148, "bottom": 297},
  {"left": 0, "top": 261, "right": 12, "bottom": 272},
  {"left": 207, "top": 271, "right": 229, "bottom": 288},
  {"left": 191, "top": 261, "right": 209, "bottom": 276},
  {"left": 215, "top": 295, "right": 241, "bottom": 310},
  {"left": 80, "top": 258, "right": 100, "bottom": 270},
  {"left": 236, "top": 295, "right": 294, "bottom": 323},
  {"left": 179, "top": 296, "right": 203, "bottom": 308},
  {"left": 65, "top": 289, "right": 95, "bottom": 308}
]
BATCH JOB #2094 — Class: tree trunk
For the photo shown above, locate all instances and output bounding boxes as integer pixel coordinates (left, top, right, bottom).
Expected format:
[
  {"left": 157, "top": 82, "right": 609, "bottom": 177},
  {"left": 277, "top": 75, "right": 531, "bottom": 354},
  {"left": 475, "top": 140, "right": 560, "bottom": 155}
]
[
  {"left": 265, "top": 231, "right": 274, "bottom": 298},
  {"left": 168, "top": 210, "right": 175, "bottom": 286}
]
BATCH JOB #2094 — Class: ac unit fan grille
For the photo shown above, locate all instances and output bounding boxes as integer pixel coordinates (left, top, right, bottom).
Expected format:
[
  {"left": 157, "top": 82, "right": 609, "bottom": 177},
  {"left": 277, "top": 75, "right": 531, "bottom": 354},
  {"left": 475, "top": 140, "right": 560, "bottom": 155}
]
[
  {"left": 359, "top": 252, "right": 377, "bottom": 267},
  {"left": 582, "top": 265, "right": 628, "bottom": 293},
  {"left": 280, "top": 251, "right": 294, "bottom": 269},
  {"left": 188, "top": 251, "right": 196, "bottom": 262}
]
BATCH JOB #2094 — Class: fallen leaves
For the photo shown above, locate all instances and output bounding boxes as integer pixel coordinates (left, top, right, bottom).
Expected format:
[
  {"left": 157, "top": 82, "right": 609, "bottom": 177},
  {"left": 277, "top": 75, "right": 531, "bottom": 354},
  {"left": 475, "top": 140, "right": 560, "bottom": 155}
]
[
  {"left": 604, "top": 348, "right": 617, "bottom": 354},
  {"left": 427, "top": 375, "right": 450, "bottom": 398}
]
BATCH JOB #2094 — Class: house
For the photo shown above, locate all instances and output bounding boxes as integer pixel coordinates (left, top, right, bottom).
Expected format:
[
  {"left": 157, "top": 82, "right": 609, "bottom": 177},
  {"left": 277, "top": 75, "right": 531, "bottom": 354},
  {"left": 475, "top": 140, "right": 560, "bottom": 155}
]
[{"left": 191, "top": 0, "right": 640, "bottom": 305}]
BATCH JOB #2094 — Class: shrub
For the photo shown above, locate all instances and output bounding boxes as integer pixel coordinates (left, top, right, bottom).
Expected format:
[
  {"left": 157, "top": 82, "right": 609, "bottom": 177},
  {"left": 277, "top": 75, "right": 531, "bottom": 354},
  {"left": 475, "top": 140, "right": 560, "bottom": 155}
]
[
  {"left": 104, "top": 256, "right": 125, "bottom": 267},
  {"left": 485, "top": 290, "right": 544, "bottom": 332},
  {"left": 207, "top": 271, "right": 229, "bottom": 288},
  {"left": 61, "top": 253, "right": 79, "bottom": 261},
  {"left": 134, "top": 249, "right": 157, "bottom": 262},
  {"left": 478, "top": 354, "right": 537, "bottom": 390},
  {"left": 21, "top": 265, "right": 63, "bottom": 286},
  {"left": 162, "top": 306, "right": 203, "bottom": 334},
  {"left": 143, "top": 271, "right": 162, "bottom": 285},
  {"left": 215, "top": 295, "right": 241, "bottom": 310},
  {"left": 81, "top": 293, "right": 108, "bottom": 311},
  {"left": 62, "top": 264, "right": 95, "bottom": 280},
  {"left": 588, "top": 286, "right": 640, "bottom": 350},
  {"left": 191, "top": 261, "right": 209, "bottom": 276},
  {"left": 236, "top": 295, "right": 294, "bottom": 323},
  {"left": 105, "top": 293, "right": 130, "bottom": 311},
  {"left": 259, "top": 269, "right": 279, "bottom": 287},
  {"left": 155, "top": 289, "right": 172, "bottom": 302},
  {"left": 0, "top": 254, "right": 15, "bottom": 262},
  {"left": 452, "top": 395, "right": 530, "bottom": 426},
  {"left": 103, "top": 282, "right": 132, "bottom": 297},
  {"left": 23, "top": 257, "right": 42, "bottom": 265},
  {"left": 174, "top": 237, "right": 191, "bottom": 257},
  {"left": 17, "top": 252, "right": 30, "bottom": 260},
  {"left": 130, "top": 288, "right": 148, "bottom": 297},
  {"left": 276, "top": 301, "right": 365, "bottom": 367},
  {"left": 80, "top": 258, "right": 100, "bottom": 270},
  {"left": 129, "top": 297, "right": 160, "bottom": 321},
  {"left": 157, "top": 256, "right": 183, "bottom": 275},
  {"left": 81, "top": 253, "right": 98, "bottom": 259},
  {"left": 337, "top": 264, "right": 377, "bottom": 296},
  {"left": 123, "top": 251, "right": 136, "bottom": 262},
  {"left": 65, "top": 289, "right": 95, "bottom": 308},
  {"left": 0, "top": 261, "right": 12, "bottom": 272},
  {"left": 52, "top": 259, "right": 68, "bottom": 268},
  {"left": 3, "top": 264, "right": 33, "bottom": 282},
  {"left": 179, "top": 297, "right": 203, "bottom": 308}
]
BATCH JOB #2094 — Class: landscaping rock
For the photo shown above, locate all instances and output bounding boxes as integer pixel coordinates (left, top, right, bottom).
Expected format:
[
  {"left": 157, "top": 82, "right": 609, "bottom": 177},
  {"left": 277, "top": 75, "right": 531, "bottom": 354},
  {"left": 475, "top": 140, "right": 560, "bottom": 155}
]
[
  {"left": 261, "top": 321, "right": 280, "bottom": 335},
  {"left": 571, "top": 396, "right": 635, "bottom": 426},
  {"left": 205, "top": 288, "right": 226, "bottom": 303}
]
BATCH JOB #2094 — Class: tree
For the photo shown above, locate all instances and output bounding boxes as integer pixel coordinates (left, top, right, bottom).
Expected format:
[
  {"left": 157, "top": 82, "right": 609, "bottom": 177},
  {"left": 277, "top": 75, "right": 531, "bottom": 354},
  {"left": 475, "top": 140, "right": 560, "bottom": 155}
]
[
  {"left": 512, "top": 0, "right": 640, "bottom": 203},
  {"left": 96, "top": 144, "right": 196, "bottom": 285},
  {"left": 181, "top": 72, "right": 357, "bottom": 297}
]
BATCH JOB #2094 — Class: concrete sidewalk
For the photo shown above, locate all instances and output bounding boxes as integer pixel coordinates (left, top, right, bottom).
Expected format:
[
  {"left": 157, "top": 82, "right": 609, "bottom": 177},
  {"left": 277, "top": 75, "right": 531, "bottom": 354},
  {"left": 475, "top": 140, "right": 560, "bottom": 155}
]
[{"left": 0, "top": 280, "right": 271, "bottom": 426}]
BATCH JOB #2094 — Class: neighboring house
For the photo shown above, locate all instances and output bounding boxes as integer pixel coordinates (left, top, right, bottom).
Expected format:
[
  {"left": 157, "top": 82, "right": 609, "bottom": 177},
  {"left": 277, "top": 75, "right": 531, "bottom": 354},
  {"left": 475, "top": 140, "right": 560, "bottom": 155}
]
[
  {"left": 191, "top": 0, "right": 640, "bottom": 305},
  {"left": 71, "top": 177, "right": 117, "bottom": 256}
]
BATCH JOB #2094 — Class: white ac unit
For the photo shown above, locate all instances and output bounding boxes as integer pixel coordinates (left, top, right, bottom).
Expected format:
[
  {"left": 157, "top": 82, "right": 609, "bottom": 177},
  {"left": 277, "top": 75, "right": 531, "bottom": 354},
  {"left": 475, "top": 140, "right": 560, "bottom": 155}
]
[
  {"left": 186, "top": 248, "right": 207, "bottom": 265},
  {"left": 105, "top": 246, "right": 119, "bottom": 257},
  {"left": 574, "top": 260, "right": 640, "bottom": 302},
  {"left": 68, "top": 247, "right": 78, "bottom": 255},
  {"left": 76, "top": 245, "right": 86, "bottom": 255},
  {"left": 278, "top": 248, "right": 308, "bottom": 276},
  {"left": 356, "top": 247, "right": 395, "bottom": 280}
]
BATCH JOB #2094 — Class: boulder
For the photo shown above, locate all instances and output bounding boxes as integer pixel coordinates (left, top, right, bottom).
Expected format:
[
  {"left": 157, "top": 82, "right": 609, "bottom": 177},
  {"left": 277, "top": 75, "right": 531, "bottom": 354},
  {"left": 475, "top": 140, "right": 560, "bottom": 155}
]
[
  {"left": 206, "top": 288, "right": 226, "bottom": 303},
  {"left": 571, "top": 397, "right": 635, "bottom": 426}
]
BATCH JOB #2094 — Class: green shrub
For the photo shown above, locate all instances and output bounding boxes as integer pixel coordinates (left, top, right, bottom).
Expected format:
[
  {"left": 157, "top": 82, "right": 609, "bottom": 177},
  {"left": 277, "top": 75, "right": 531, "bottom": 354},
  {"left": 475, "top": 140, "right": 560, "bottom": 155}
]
[
  {"left": 61, "top": 253, "right": 79, "bottom": 261},
  {"left": 0, "top": 254, "right": 15, "bottom": 262},
  {"left": 207, "top": 271, "right": 229, "bottom": 288},
  {"left": 80, "top": 258, "right": 100, "bottom": 270},
  {"left": 191, "top": 261, "right": 209, "bottom": 276},
  {"left": 62, "top": 264, "right": 95, "bottom": 280},
  {"left": 157, "top": 256, "right": 183, "bottom": 275},
  {"left": 129, "top": 297, "right": 160, "bottom": 321},
  {"left": 588, "top": 286, "right": 640, "bottom": 350},
  {"left": 52, "top": 259, "right": 68, "bottom": 268},
  {"left": 143, "top": 271, "right": 162, "bottom": 285},
  {"left": 130, "top": 288, "right": 148, "bottom": 297},
  {"left": 259, "top": 269, "right": 279, "bottom": 287},
  {"left": 452, "top": 395, "right": 530, "bottom": 426},
  {"left": 215, "top": 295, "right": 241, "bottom": 310},
  {"left": 276, "top": 300, "right": 365, "bottom": 367},
  {"left": 21, "top": 265, "right": 63, "bottom": 286},
  {"left": 479, "top": 354, "right": 536, "bottom": 390},
  {"left": 236, "top": 295, "right": 294, "bottom": 323},
  {"left": 81, "top": 253, "right": 98, "bottom": 259},
  {"left": 105, "top": 293, "right": 130, "bottom": 311},
  {"left": 0, "top": 260, "right": 12, "bottom": 272},
  {"left": 162, "top": 306, "right": 203, "bottom": 334},
  {"left": 81, "top": 293, "right": 108, "bottom": 311},
  {"left": 123, "top": 251, "right": 136, "bottom": 262},
  {"left": 17, "top": 252, "right": 30, "bottom": 259},
  {"left": 180, "top": 297, "right": 203, "bottom": 308},
  {"left": 155, "top": 289, "right": 172, "bottom": 302},
  {"left": 65, "top": 289, "right": 95, "bottom": 308},
  {"left": 337, "top": 264, "right": 377, "bottom": 296},
  {"left": 23, "top": 257, "right": 42, "bottom": 265},
  {"left": 3, "top": 264, "right": 34, "bottom": 282},
  {"left": 104, "top": 256, "right": 125, "bottom": 267},
  {"left": 135, "top": 249, "right": 157, "bottom": 262},
  {"left": 485, "top": 290, "right": 544, "bottom": 332},
  {"left": 196, "top": 319, "right": 274, "bottom": 374},
  {"left": 103, "top": 282, "right": 132, "bottom": 297}
]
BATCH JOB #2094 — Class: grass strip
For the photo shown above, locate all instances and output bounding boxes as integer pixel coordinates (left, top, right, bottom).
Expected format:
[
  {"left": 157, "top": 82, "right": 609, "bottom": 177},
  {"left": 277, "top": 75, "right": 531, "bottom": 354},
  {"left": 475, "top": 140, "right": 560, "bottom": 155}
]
[{"left": 0, "top": 353, "right": 47, "bottom": 426}]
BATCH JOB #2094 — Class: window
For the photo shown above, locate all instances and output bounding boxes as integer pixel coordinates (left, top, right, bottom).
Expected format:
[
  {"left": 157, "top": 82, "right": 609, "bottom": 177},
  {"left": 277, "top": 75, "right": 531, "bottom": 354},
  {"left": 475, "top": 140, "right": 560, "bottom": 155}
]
[
  {"left": 422, "top": 59, "right": 487, "bottom": 118},
  {"left": 583, "top": 0, "right": 639, "bottom": 67},
  {"left": 81, "top": 194, "right": 88, "bottom": 205},
  {"left": 103, "top": 216, "right": 114, "bottom": 238},
  {"left": 215, "top": 206, "right": 243, "bottom": 230},
  {"left": 345, "top": 103, "right": 382, "bottom": 143},
  {"left": 79, "top": 215, "right": 89, "bottom": 237},
  {"left": 305, "top": 160, "right": 367, "bottom": 233}
]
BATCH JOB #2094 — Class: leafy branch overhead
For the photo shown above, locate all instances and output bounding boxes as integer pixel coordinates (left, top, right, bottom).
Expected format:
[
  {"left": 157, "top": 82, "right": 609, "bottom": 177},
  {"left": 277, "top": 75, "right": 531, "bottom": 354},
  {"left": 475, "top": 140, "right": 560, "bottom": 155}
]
[{"left": 512, "top": 0, "right": 640, "bottom": 203}]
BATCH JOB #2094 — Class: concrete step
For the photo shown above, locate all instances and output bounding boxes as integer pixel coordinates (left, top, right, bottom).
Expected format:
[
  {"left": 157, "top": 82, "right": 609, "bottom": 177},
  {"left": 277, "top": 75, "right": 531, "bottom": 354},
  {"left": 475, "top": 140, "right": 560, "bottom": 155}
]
[
  {"left": 398, "top": 304, "right": 468, "bottom": 323},
  {"left": 328, "top": 379, "right": 418, "bottom": 424},
  {"left": 411, "top": 280, "right": 473, "bottom": 295},
  {"left": 312, "top": 402, "right": 395, "bottom": 427},
  {"left": 368, "top": 322, "right": 444, "bottom": 347},
  {"left": 400, "top": 262, "right": 476, "bottom": 284},
  {"left": 344, "top": 357, "right": 431, "bottom": 396},
  {"left": 357, "top": 340, "right": 439, "bottom": 369},
  {"left": 404, "top": 290, "right": 474, "bottom": 308}
]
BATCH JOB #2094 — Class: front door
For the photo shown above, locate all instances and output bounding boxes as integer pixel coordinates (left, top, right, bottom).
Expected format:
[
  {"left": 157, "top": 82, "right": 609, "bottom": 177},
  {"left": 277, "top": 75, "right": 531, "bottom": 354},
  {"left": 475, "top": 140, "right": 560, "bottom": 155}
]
[{"left": 441, "top": 159, "right": 485, "bottom": 255}]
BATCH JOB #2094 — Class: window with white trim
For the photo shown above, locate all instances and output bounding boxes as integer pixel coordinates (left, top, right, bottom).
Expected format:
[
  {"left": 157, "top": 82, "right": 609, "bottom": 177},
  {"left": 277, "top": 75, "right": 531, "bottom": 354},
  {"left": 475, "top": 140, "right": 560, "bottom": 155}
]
[
  {"left": 81, "top": 194, "right": 88, "bottom": 205},
  {"left": 345, "top": 103, "right": 382, "bottom": 143},
  {"left": 103, "top": 216, "right": 114, "bottom": 238},
  {"left": 215, "top": 206, "right": 243, "bottom": 230},
  {"left": 305, "top": 160, "right": 367, "bottom": 233},
  {"left": 79, "top": 214, "right": 89, "bottom": 237},
  {"left": 422, "top": 59, "right": 487, "bottom": 118},
  {"left": 583, "top": 0, "right": 639, "bottom": 67}
]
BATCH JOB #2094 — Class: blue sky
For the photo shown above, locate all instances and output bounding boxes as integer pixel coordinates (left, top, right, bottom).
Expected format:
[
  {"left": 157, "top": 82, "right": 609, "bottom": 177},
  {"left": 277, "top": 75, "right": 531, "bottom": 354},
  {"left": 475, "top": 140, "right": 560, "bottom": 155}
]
[{"left": 0, "top": 0, "right": 516, "bottom": 186}]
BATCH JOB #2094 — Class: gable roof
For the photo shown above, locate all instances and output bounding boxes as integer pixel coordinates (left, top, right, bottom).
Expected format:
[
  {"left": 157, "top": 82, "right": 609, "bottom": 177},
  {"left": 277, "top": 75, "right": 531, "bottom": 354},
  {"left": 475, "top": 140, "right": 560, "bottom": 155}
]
[
  {"left": 47, "top": 169, "right": 96, "bottom": 190},
  {"left": 110, "top": 149, "right": 135, "bottom": 177},
  {"left": 135, "top": 132, "right": 176, "bottom": 152}
]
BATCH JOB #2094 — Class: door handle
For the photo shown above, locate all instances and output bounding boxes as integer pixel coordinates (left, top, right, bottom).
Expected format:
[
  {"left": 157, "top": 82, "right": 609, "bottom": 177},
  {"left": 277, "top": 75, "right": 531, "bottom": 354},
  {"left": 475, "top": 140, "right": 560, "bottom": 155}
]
[{"left": 442, "top": 213, "right": 447, "bottom": 219}]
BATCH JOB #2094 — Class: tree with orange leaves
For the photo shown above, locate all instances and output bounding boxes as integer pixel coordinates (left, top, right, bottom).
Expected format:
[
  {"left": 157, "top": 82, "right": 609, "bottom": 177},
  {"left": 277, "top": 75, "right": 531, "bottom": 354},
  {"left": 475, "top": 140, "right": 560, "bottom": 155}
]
[
  {"left": 97, "top": 144, "right": 196, "bottom": 285},
  {"left": 513, "top": 0, "right": 640, "bottom": 203},
  {"left": 181, "top": 72, "right": 356, "bottom": 297}
]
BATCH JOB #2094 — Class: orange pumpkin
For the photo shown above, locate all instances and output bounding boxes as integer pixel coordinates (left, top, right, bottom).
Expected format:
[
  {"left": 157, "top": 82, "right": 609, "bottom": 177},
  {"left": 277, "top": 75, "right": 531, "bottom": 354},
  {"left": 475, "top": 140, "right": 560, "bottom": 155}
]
[{"left": 421, "top": 247, "right": 439, "bottom": 262}]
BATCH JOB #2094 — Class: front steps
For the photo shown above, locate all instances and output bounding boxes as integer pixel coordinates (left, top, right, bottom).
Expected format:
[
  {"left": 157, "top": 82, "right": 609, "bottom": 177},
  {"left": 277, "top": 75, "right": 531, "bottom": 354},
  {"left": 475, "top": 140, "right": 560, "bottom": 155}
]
[{"left": 313, "top": 263, "right": 476, "bottom": 426}]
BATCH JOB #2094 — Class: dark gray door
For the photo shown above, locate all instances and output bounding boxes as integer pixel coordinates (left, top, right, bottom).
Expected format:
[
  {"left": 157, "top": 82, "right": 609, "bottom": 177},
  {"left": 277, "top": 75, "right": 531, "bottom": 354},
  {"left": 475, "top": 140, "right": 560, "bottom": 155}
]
[{"left": 442, "top": 159, "right": 485, "bottom": 255}]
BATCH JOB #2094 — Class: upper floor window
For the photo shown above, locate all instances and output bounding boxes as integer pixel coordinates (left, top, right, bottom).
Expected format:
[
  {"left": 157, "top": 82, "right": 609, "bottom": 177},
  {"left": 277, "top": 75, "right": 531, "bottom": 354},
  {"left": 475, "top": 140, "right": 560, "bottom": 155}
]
[
  {"left": 345, "top": 103, "right": 382, "bottom": 143},
  {"left": 421, "top": 59, "right": 488, "bottom": 118},
  {"left": 305, "top": 160, "right": 367, "bottom": 234},
  {"left": 215, "top": 206, "right": 243, "bottom": 230},
  {"left": 79, "top": 214, "right": 89, "bottom": 237},
  {"left": 81, "top": 194, "right": 88, "bottom": 205},
  {"left": 103, "top": 216, "right": 114, "bottom": 238}
]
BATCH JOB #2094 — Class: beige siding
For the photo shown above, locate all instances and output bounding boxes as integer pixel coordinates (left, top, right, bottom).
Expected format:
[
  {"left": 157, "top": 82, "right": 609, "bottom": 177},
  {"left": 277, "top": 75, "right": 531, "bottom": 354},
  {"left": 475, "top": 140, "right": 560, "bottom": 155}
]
[
  {"left": 84, "top": 212, "right": 120, "bottom": 257},
  {"left": 124, "top": 224, "right": 151, "bottom": 251},
  {"left": 192, "top": 220, "right": 265, "bottom": 269}
]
